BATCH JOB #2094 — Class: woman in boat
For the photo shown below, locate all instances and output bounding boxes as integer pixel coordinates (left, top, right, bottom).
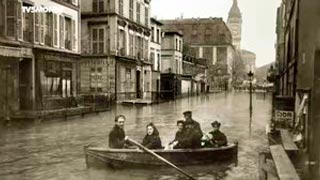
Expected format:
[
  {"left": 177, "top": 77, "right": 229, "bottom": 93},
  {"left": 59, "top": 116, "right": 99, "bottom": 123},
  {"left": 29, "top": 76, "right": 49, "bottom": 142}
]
[{"left": 142, "top": 123, "right": 163, "bottom": 149}]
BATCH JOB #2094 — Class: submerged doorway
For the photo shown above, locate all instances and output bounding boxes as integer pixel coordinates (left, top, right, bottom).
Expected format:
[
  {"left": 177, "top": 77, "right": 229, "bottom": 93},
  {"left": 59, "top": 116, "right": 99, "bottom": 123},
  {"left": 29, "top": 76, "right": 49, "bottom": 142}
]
[
  {"left": 19, "top": 59, "right": 33, "bottom": 110},
  {"left": 136, "top": 70, "right": 141, "bottom": 99}
]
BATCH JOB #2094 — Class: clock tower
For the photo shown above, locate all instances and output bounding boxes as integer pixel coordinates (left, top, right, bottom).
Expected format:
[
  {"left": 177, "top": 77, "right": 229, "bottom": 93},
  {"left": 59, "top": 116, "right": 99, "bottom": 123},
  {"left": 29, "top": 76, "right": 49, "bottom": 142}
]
[{"left": 227, "top": 0, "right": 242, "bottom": 50}]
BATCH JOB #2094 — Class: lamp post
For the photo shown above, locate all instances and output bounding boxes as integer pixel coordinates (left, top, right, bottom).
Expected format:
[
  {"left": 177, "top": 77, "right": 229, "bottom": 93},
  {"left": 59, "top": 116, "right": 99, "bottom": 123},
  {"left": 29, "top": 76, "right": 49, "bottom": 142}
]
[{"left": 248, "top": 71, "right": 254, "bottom": 116}]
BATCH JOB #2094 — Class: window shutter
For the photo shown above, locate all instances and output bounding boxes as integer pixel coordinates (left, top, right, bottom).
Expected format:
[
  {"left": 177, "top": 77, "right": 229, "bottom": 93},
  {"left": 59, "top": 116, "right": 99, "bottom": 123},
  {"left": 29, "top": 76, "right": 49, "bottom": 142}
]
[
  {"left": 16, "top": 1, "right": 22, "bottom": 40},
  {"left": 98, "top": 28, "right": 104, "bottom": 54},
  {"left": 34, "top": 13, "right": 39, "bottom": 43},
  {"left": 92, "top": 28, "right": 98, "bottom": 54},
  {"left": 39, "top": 13, "right": 45, "bottom": 44},
  {"left": 98, "top": 0, "right": 104, "bottom": 13},
  {"left": 6, "top": 0, "right": 15, "bottom": 37},
  {"left": 53, "top": 14, "right": 58, "bottom": 47},
  {"left": 0, "top": 0, "right": 3, "bottom": 27},
  {"left": 92, "top": 0, "right": 97, "bottom": 12},
  {"left": 71, "top": 19, "right": 76, "bottom": 50},
  {"left": 60, "top": 15, "right": 65, "bottom": 48}
]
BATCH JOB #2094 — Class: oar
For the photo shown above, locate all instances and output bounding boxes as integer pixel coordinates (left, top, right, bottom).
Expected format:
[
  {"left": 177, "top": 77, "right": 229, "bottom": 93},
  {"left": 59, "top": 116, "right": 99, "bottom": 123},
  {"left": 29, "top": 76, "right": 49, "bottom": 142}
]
[{"left": 127, "top": 138, "right": 197, "bottom": 180}]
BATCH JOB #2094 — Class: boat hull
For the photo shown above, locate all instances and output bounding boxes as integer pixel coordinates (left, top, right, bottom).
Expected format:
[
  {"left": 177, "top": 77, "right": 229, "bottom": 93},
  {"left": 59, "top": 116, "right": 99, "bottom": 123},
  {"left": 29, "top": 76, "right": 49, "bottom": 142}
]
[{"left": 85, "top": 143, "right": 238, "bottom": 169}]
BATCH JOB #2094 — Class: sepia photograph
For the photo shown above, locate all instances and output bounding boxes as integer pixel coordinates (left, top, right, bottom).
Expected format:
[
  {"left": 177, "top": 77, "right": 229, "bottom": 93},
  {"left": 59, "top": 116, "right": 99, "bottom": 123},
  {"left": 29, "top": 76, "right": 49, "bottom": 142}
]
[{"left": 0, "top": 0, "right": 319, "bottom": 179}]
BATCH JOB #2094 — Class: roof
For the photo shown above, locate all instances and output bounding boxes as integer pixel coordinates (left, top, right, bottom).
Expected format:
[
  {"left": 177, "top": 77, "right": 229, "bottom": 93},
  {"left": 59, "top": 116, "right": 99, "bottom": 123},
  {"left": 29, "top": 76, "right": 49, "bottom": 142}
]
[
  {"left": 161, "top": 18, "right": 233, "bottom": 45},
  {"left": 151, "top": 17, "right": 163, "bottom": 26},
  {"left": 240, "top": 49, "right": 256, "bottom": 57},
  {"left": 164, "top": 31, "right": 183, "bottom": 37},
  {"left": 229, "top": 0, "right": 241, "bottom": 17}
]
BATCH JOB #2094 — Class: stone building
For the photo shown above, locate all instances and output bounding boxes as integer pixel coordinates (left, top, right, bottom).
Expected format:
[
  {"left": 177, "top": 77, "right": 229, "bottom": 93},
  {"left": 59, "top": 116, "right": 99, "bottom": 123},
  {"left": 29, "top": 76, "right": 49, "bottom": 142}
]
[
  {"left": 81, "top": 0, "right": 151, "bottom": 103},
  {"left": 0, "top": 0, "right": 80, "bottom": 118},
  {"left": 240, "top": 49, "right": 256, "bottom": 73},
  {"left": 162, "top": 18, "right": 235, "bottom": 91},
  {"left": 160, "top": 31, "right": 183, "bottom": 100},
  {"left": 149, "top": 17, "right": 162, "bottom": 102},
  {"left": 275, "top": 0, "right": 320, "bottom": 179}
]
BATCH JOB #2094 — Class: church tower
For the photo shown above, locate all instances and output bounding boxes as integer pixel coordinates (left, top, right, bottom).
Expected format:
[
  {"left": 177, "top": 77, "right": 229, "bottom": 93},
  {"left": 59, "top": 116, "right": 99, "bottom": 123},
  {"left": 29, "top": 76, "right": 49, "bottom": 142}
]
[{"left": 227, "top": 0, "right": 242, "bottom": 50}]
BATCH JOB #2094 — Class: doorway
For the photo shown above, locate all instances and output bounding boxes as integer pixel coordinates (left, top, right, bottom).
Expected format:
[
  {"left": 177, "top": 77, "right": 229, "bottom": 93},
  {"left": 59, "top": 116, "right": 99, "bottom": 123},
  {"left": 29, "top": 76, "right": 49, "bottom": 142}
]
[
  {"left": 136, "top": 70, "right": 141, "bottom": 99},
  {"left": 19, "top": 59, "right": 33, "bottom": 110}
]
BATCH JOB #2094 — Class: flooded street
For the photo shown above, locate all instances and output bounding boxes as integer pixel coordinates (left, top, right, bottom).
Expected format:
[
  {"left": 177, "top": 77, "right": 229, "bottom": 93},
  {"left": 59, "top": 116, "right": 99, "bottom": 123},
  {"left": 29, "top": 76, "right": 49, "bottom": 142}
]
[{"left": 0, "top": 92, "right": 272, "bottom": 180}]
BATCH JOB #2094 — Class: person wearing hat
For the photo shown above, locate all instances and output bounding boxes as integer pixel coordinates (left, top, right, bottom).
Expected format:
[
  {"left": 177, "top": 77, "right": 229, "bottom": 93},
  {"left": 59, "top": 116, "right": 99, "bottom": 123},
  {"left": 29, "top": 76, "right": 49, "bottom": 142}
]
[
  {"left": 206, "top": 120, "right": 228, "bottom": 148},
  {"left": 178, "top": 120, "right": 202, "bottom": 149},
  {"left": 183, "top": 111, "right": 203, "bottom": 136}
]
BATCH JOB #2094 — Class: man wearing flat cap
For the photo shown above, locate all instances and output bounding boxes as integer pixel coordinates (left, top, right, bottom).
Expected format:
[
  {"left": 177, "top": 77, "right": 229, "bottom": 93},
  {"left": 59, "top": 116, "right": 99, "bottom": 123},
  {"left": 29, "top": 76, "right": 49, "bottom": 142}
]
[
  {"left": 183, "top": 111, "right": 203, "bottom": 135},
  {"left": 207, "top": 120, "right": 227, "bottom": 147},
  {"left": 182, "top": 111, "right": 203, "bottom": 148}
]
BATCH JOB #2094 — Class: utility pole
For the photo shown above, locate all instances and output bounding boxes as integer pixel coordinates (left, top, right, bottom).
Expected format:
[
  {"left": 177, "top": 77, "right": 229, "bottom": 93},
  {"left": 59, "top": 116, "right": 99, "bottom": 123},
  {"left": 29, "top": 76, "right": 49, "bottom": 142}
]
[{"left": 248, "top": 70, "right": 254, "bottom": 134}]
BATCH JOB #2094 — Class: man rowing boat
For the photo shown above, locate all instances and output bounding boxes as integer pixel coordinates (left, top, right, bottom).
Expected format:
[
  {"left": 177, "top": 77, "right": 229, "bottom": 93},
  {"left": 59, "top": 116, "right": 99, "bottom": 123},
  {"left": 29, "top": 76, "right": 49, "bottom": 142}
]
[{"left": 108, "top": 115, "right": 129, "bottom": 148}]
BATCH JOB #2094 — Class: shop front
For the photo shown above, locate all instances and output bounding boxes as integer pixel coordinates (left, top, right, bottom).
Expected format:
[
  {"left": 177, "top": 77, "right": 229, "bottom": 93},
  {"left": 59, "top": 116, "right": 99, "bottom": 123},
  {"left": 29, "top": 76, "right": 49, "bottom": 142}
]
[{"left": 34, "top": 49, "right": 79, "bottom": 110}]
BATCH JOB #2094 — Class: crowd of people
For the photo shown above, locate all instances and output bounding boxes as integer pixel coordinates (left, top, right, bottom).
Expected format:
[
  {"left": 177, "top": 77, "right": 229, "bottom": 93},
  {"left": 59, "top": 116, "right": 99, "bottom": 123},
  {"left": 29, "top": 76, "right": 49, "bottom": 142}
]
[{"left": 108, "top": 111, "right": 228, "bottom": 150}]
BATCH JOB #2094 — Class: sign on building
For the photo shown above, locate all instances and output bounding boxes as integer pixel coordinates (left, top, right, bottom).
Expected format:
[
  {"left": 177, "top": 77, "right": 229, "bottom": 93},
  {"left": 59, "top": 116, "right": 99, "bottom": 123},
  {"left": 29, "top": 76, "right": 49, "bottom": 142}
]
[{"left": 275, "top": 110, "right": 294, "bottom": 124}]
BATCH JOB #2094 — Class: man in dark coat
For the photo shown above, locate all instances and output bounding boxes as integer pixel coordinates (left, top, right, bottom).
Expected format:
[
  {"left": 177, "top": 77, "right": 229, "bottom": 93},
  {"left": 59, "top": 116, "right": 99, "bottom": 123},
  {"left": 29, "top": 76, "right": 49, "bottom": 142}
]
[
  {"left": 183, "top": 111, "right": 203, "bottom": 145},
  {"left": 109, "top": 115, "right": 128, "bottom": 148},
  {"left": 178, "top": 121, "right": 202, "bottom": 149},
  {"left": 183, "top": 111, "right": 203, "bottom": 135},
  {"left": 169, "top": 120, "right": 185, "bottom": 149},
  {"left": 207, "top": 121, "right": 228, "bottom": 147}
]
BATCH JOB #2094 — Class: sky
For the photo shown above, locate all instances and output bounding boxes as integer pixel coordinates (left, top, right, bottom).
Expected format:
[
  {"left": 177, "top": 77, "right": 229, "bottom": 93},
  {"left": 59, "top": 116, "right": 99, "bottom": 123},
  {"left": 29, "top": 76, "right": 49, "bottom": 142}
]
[{"left": 151, "top": 0, "right": 281, "bottom": 67}]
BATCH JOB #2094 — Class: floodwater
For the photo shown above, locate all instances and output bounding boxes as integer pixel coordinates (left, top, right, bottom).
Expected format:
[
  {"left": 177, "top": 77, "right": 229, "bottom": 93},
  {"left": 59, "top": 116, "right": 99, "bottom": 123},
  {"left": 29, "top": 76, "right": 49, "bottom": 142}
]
[{"left": 0, "top": 92, "right": 272, "bottom": 180}]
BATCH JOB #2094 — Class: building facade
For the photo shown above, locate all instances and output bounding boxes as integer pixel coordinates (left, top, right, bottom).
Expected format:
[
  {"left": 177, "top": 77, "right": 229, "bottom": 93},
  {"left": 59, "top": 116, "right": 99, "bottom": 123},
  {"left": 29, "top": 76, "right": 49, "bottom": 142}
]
[
  {"left": 160, "top": 31, "right": 183, "bottom": 100},
  {"left": 161, "top": 31, "right": 183, "bottom": 74},
  {"left": 240, "top": 49, "right": 256, "bottom": 74},
  {"left": 149, "top": 17, "right": 162, "bottom": 102},
  {"left": 162, "top": 18, "right": 235, "bottom": 91},
  {"left": 81, "top": 0, "right": 151, "bottom": 103},
  {"left": 275, "top": 0, "right": 320, "bottom": 179},
  {"left": 0, "top": 0, "right": 80, "bottom": 118}
]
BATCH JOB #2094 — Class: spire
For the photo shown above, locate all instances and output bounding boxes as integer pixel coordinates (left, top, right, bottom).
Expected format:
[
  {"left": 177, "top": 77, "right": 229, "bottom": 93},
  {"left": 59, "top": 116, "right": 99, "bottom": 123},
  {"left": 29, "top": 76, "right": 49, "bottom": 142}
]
[{"left": 229, "top": 0, "right": 241, "bottom": 17}]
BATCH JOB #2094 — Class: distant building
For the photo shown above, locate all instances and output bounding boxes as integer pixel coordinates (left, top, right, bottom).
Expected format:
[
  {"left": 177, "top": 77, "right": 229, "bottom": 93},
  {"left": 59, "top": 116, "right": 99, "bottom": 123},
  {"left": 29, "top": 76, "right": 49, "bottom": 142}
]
[
  {"left": 240, "top": 49, "right": 256, "bottom": 73},
  {"left": 227, "top": 0, "right": 242, "bottom": 50},
  {"left": 81, "top": 0, "right": 151, "bottom": 102},
  {"left": 160, "top": 31, "right": 183, "bottom": 100},
  {"left": 0, "top": 0, "right": 80, "bottom": 117},
  {"left": 149, "top": 17, "right": 163, "bottom": 102},
  {"left": 161, "top": 31, "right": 183, "bottom": 74},
  {"left": 161, "top": 18, "right": 235, "bottom": 91},
  {"left": 227, "top": 0, "right": 256, "bottom": 84}
]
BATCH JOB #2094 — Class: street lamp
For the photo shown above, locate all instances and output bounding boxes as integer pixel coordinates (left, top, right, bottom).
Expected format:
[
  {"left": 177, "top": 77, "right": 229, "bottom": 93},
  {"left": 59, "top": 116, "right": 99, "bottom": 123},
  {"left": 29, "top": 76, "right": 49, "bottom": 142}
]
[{"left": 247, "top": 71, "right": 254, "bottom": 117}]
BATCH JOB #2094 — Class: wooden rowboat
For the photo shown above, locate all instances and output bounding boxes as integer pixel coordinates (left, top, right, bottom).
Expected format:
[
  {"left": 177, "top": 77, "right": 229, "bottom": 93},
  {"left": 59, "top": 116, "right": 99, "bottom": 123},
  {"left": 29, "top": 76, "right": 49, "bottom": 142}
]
[{"left": 84, "top": 142, "right": 238, "bottom": 169}]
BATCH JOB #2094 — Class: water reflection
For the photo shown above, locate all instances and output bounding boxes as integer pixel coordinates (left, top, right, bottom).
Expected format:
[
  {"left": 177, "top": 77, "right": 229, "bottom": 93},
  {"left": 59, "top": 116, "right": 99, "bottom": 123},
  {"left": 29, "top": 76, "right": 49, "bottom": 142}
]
[
  {"left": 87, "top": 161, "right": 236, "bottom": 180},
  {"left": 0, "top": 92, "right": 272, "bottom": 180}
]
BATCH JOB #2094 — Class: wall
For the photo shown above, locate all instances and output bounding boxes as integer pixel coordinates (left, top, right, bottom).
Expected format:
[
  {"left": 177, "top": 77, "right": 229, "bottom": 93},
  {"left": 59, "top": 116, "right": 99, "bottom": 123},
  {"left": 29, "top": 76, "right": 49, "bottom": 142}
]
[{"left": 181, "top": 79, "right": 192, "bottom": 95}]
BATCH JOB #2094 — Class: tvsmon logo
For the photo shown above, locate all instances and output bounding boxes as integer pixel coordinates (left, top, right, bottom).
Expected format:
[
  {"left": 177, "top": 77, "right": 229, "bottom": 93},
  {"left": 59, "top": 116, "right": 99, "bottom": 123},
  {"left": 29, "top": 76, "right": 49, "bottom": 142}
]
[{"left": 22, "top": 6, "right": 64, "bottom": 14}]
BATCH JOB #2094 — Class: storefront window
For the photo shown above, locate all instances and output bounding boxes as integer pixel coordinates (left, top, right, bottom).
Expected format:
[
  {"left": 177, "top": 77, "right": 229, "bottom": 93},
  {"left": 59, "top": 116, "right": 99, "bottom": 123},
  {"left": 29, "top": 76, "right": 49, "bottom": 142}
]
[{"left": 42, "top": 61, "right": 73, "bottom": 97}]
